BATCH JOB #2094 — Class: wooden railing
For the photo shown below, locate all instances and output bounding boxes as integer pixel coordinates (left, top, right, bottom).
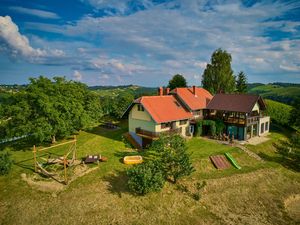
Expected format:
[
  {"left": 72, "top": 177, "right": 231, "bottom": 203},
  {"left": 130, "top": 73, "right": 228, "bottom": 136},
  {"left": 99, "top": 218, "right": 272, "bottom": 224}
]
[
  {"left": 136, "top": 127, "right": 182, "bottom": 138},
  {"left": 207, "top": 115, "right": 262, "bottom": 126}
]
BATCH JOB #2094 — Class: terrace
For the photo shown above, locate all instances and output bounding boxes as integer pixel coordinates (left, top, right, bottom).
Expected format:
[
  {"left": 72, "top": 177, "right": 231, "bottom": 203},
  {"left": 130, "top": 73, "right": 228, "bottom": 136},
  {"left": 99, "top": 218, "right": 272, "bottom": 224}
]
[{"left": 135, "top": 127, "right": 182, "bottom": 139}]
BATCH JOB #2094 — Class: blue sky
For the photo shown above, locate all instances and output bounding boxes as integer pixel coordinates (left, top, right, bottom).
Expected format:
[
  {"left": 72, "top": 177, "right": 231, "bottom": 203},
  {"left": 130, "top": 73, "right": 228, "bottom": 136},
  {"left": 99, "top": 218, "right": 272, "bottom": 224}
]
[{"left": 0, "top": 0, "right": 299, "bottom": 86}]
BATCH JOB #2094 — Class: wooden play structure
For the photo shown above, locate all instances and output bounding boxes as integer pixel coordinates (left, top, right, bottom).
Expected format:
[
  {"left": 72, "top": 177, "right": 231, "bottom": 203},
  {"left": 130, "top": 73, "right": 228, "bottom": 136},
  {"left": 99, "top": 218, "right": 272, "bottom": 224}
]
[{"left": 33, "top": 136, "right": 77, "bottom": 184}]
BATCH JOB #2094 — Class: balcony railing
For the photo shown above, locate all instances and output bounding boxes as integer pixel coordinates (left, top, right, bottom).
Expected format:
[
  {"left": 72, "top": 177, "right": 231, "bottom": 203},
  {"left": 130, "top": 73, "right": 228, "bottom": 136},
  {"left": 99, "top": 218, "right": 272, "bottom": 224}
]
[
  {"left": 136, "top": 127, "right": 182, "bottom": 138},
  {"left": 207, "top": 114, "right": 262, "bottom": 126}
]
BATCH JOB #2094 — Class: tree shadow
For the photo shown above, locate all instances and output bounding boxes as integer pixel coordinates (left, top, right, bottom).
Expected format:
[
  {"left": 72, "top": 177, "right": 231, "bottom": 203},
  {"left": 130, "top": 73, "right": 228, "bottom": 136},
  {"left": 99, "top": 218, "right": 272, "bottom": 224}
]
[
  {"left": 13, "top": 158, "right": 35, "bottom": 172},
  {"left": 258, "top": 152, "right": 300, "bottom": 172},
  {"left": 84, "top": 120, "right": 128, "bottom": 142},
  {"left": 102, "top": 170, "right": 130, "bottom": 197},
  {"left": 0, "top": 138, "right": 34, "bottom": 152}
]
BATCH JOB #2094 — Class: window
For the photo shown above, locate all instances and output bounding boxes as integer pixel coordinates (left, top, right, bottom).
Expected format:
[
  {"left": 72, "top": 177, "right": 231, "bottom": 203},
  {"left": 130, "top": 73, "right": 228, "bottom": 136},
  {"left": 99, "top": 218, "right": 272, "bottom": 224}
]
[
  {"left": 261, "top": 123, "right": 264, "bottom": 133},
  {"left": 137, "top": 105, "right": 144, "bottom": 111},
  {"left": 180, "top": 120, "right": 187, "bottom": 125},
  {"left": 161, "top": 122, "right": 171, "bottom": 129},
  {"left": 265, "top": 122, "right": 269, "bottom": 131},
  {"left": 193, "top": 110, "right": 201, "bottom": 116}
]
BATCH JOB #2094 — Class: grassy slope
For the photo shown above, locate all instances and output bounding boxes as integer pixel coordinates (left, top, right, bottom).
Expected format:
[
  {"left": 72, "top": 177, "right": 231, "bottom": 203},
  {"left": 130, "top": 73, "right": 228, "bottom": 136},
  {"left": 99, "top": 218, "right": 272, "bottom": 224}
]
[
  {"left": 248, "top": 84, "right": 300, "bottom": 105},
  {"left": 0, "top": 122, "right": 299, "bottom": 225}
]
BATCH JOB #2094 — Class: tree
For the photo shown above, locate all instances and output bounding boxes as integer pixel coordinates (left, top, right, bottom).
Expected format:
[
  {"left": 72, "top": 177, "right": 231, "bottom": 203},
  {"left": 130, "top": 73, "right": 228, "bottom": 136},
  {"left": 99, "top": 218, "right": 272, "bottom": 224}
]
[
  {"left": 168, "top": 74, "right": 187, "bottom": 90},
  {"left": 236, "top": 71, "right": 248, "bottom": 93},
  {"left": 290, "top": 100, "right": 300, "bottom": 129},
  {"left": 0, "top": 76, "right": 103, "bottom": 143},
  {"left": 127, "top": 160, "right": 165, "bottom": 195},
  {"left": 150, "top": 134, "right": 194, "bottom": 183},
  {"left": 202, "top": 48, "right": 236, "bottom": 94},
  {"left": 111, "top": 92, "right": 134, "bottom": 119}
]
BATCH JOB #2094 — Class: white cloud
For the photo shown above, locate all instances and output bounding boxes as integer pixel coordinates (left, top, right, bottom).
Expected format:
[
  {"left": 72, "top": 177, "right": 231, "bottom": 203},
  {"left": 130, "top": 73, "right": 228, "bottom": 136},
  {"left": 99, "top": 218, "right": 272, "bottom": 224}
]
[
  {"left": 83, "top": 0, "right": 154, "bottom": 15},
  {"left": 9, "top": 7, "right": 60, "bottom": 19},
  {"left": 0, "top": 16, "right": 65, "bottom": 63},
  {"left": 0, "top": 16, "right": 46, "bottom": 58},
  {"left": 14, "top": 1, "right": 300, "bottom": 84},
  {"left": 73, "top": 70, "right": 83, "bottom": 81},
  {"left": 88, "top": 56, "right": 146, "bottom": 75},
  {"left": 194, "top": 61, "right": 207, "bottom": 69},
  {"left": 100, "top": 74, "right": 109, "bottom": 80},
  {"left": 279, "top": 63, "right": 300, "bottom": 72}
]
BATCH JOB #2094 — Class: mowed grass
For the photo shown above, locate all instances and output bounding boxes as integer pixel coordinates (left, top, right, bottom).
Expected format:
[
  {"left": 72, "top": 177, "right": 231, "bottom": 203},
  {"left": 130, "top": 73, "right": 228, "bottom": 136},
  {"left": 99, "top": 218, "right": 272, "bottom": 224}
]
[{"left": 0, "top": 121, "right": 299, "bottom": 225}]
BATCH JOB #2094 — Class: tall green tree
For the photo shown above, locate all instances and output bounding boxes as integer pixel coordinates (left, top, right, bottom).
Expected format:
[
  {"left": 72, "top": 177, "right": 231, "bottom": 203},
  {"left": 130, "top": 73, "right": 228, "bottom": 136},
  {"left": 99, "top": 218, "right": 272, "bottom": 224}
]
[
  {"left": 236, "top": 71, "right": 248, "bottom": 93},
  {"left": 168, "top": 74, "right": 187, "bottom": 90},
  {"left": 202, "top": 48, "right": 236, "bottom": 94},
  {"left": 150, "top": 134, "right": 194, "bottom": 183},
  {"left": 0, "top": 76, "right": 103, "bottom": 143},
  {"left": 111, "top": 92, "right": 134, "bottom": 119}
]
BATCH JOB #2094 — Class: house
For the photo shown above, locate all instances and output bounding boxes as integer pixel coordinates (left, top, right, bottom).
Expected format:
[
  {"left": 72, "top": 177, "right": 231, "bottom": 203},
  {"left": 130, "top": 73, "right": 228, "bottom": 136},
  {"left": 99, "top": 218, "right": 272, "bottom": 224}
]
[
  {"left": 123, "top": 87, "right": 270, "bottom": 148},
  {"left": 205, "top": 93, "right": 270, "bottom": 140},
  {"left": 123, "top": 86, "right": 212, "bottom": 148}
]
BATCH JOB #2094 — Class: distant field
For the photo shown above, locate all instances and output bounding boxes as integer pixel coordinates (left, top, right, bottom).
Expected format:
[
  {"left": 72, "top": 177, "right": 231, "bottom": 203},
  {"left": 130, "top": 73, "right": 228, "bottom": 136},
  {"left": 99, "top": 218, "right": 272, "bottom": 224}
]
[
  {"left": 90, "top": 83, "right": 300, "bottom": 106},
  {"left": 90, "top": 85, "right": 156, "bottom": 98},
  {"left": 248, "top": 83, "right": 300, "bottom": 105}
]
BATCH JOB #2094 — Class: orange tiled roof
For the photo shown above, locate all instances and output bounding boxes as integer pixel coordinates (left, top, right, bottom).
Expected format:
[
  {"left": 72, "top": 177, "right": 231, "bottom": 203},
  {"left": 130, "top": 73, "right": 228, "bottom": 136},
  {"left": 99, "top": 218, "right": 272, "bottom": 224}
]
[
  {"left": 171, "top": 87, "right": 213, "bottom": 110},
  {"left": 136, "top": 95, "right": 192, "bottom": 123}
]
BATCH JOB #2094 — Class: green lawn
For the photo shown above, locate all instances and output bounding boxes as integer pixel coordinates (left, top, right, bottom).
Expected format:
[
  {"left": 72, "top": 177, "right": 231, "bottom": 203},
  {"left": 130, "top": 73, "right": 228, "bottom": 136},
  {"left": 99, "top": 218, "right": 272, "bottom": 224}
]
[{"left": 0, "top": 121, "right": 299, "bottom": 225}]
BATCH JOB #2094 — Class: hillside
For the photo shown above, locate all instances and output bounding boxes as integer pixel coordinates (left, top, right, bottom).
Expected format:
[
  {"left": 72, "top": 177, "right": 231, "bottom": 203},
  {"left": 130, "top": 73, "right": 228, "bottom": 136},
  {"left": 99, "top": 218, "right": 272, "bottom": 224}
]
[
  {"left": 248, "top": 83, "right": 300, "bottom": 105},
  {"left": 89, "top": 85, "right": 157, "bottom": 98}
]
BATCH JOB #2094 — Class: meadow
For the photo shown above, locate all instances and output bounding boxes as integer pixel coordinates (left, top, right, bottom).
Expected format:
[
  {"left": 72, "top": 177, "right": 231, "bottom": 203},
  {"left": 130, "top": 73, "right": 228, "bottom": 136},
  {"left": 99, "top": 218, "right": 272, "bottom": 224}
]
[{"left": 0, "top": 121, "right": 299, "bottom": 225}]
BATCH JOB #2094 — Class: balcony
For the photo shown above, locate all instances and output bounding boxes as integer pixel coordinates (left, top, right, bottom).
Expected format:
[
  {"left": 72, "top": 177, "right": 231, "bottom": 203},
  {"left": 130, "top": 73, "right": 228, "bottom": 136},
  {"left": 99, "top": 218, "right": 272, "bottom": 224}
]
[
  {"left": 207, "top": 114, "right": 262, "bottom": 126},
  {"left": 135, "top": 127, "right": 182, "bottom": 139}
]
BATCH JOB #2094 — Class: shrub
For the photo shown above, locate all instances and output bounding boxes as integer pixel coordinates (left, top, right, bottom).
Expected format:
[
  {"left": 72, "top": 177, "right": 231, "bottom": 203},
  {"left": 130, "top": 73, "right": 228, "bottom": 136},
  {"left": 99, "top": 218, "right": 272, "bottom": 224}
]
[
  {"left": 194, "top": 121, "right": 203, "bottom": 136},
  {"left": 127, "top": 160, "right": 165, "bottom": 195},
  {"left": 215, "top": 119, "right": 225, "bottom": 136},
  {"left": 202, "top": 120, "right": 216, "bottom": 136},
  {"left": 0, "top": 151, "right": 13, "bottom": 175}
]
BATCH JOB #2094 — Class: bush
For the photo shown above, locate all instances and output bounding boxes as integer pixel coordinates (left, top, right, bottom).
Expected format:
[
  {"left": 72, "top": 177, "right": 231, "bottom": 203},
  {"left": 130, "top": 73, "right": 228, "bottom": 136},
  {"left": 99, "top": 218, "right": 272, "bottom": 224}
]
[
  {"left": 0, "top": 151, "right": 13, "bottom": 175},
  {"left": 194, "top": 121, "right": 203, "bottom": 136},
  {"left": 202, "top": 120, "right": 216, "bottom": 136},
  {"left": 215, "top": 119, "right": 225, "bottom": 135},
  {"left": 127, "top": 160, "right": 165, "bottom": 195}
]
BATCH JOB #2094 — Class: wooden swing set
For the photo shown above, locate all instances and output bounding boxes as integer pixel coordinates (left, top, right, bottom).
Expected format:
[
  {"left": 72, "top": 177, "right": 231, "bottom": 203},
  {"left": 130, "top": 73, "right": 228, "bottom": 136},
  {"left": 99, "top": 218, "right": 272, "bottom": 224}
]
[{"left": 33, "top": 136, "right": 77, "bottom": 184}]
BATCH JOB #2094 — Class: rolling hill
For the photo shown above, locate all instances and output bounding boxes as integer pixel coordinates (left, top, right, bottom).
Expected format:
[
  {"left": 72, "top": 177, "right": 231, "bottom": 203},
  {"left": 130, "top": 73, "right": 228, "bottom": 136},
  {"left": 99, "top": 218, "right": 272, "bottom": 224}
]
[{"left": 248, "top": 83, "right": 300, "bottom": 105}]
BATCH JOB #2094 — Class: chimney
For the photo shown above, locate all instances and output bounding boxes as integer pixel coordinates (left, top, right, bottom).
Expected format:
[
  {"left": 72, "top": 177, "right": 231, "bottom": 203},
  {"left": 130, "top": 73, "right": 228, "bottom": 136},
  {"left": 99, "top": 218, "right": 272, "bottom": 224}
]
[
  {"left": 165, "top": 88, "right": 170, "bottom": 95},
  {"left": 192, "top": 85, "right": 196, "bottom": 95},
  {"left": 158, "top": 87, "right": 163, "bottom": 96}
]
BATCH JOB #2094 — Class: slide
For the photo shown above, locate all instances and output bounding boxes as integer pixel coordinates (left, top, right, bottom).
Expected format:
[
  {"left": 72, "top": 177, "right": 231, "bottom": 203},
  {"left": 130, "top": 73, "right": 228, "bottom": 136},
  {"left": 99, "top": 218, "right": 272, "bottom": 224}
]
[{"left": 225, "top": 153, "right": 241, "bottom": 169}]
